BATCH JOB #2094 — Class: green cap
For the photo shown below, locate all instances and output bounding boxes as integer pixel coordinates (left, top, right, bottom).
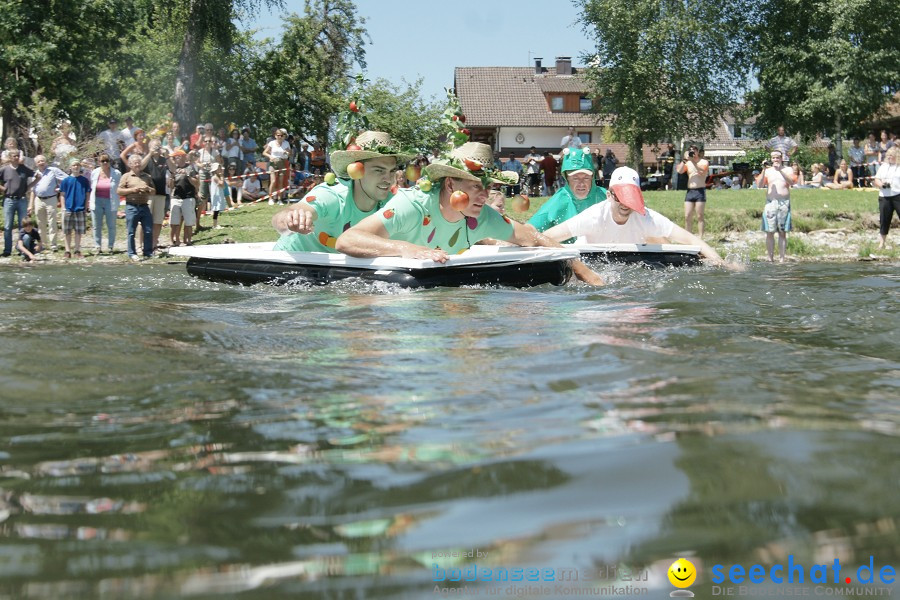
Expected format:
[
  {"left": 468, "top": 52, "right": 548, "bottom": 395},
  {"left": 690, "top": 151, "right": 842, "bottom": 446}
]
[{"left": 561, "top": 147, "right": 595, "bottom": 176}]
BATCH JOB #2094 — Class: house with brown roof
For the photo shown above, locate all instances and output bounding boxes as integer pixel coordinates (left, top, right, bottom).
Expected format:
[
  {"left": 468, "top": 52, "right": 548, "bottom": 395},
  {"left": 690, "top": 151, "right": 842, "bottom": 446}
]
[{"left": 454, "top": 57, "right": 758, "bottom": 172}]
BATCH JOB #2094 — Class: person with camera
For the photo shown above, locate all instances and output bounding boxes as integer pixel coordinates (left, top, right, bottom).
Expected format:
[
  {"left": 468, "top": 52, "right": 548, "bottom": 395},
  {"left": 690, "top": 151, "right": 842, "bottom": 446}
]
[
  {"left": 874, "top": 146, "right": 900, "bottom": 250},
  {"left": 755, "top": 150, "right": 795, "bottom": 262},
  {"left": 675, "top": 145, "right": 710, "bottom": 237}
]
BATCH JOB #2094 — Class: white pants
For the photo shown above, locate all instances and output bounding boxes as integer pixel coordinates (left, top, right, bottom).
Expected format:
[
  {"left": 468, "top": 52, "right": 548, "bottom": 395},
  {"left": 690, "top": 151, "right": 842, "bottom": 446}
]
[{"left": 34, "top": 195, "right": 59, "bottom": 248}]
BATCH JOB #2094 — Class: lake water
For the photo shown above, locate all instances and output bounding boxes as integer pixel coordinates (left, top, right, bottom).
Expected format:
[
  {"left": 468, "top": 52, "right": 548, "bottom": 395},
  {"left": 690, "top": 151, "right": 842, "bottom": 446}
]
[{"left": 1, "top": 260, "right": 898, "bottom": 599}]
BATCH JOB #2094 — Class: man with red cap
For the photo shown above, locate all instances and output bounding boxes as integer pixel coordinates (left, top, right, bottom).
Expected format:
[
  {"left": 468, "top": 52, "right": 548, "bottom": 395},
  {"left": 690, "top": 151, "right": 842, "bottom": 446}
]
[{"left": 543, "top": 167, "right": 736, "bottom": 267}]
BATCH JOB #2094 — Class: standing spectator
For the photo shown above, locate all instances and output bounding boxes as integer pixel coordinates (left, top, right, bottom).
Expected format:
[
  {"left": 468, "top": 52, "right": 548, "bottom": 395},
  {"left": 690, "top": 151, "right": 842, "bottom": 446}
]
[
  {"left": 223, "top": 129, "right": 242, "bottom": 171},
  {"left": 1, "top": 149, "right": 38, "bottom": 257},
  {"left": 30, "top": 155, "right": 67, "bottom": 252},
  {"left": 239, "top": 128, "right": 258, "bottom": 170},
  {"left": 263, "top": 128, "right": 291, "bottom": 204},
  {"left": 141, "top": 141, "right": 170, "bottom": 250},
  {"left": 878, "top": 130, "right": 894, "bottom": 163},
  {"left": 166, "top": 149, "right": 198, "bottom": 247},
  {"left": 675, "top": 145, "right": 710, "bottom": 237},
  {"left": 16, "top": 218, "right": 42, "bottom": 261},
  {"left": 215, "top": 127, "right": 228, "bottom": 155},
  {"left": 297, "top": 142, "right": 311, "bottom": 173},
  {"left": 848, "top": 138, "right": 865, "bottom": 187},
  {"left": 825, "top": 159, "right": 854, "bottom": 189},
  {"left": 501, "top": 152, "right": 523, "bottom": 197},
  {"left": 523, "top": 146, "right": 543, "bottom": 196},
  {"left": 755, "top": 150, "right": 794, "bottom": 262},
  {"left": 121, "top": 116, "right": 137, "bottom": 146},
  {"left": 864, "top": 132, "right": 880, "bottom": 179},
  {"left": 541, "top": 151, "right": 559, "bottom": 196},
  {"left": 766, "top": 125, "right": 798, "bottom": 163},
  {"left": 241, "top": 169, "right": 265, "bottom": 202},
  {"left": 309, "top": 142, "right": 326, "bottom": 174},
  {"left": 98, "top": 118, "right": 126, "bottom": 160},
  {"left": 874, "top": 146, "right": 900, "bottom": 249},
  {"left": 196, "top": 135, "right": 220, "bottom": 228},
  {"left": 560, "top": 126, "right": 583, "bottom": 150},
  {"left": 120, "top": 129, "right": 148, "bottom": 165},
  {"left": 208, "top": 164, "right": 228, "bottom": 229},
  {"left": 189, "top": 124, "right": 205, "bottom": 150},
  {"left": 601, "top": 149, "right": 618, "bottom": 188},
  {"left": 170, "top": 121, "right": 185, "bottom": 148},
  {"left": 659, "top": 143, "right": 676, "bottom": 189},
  {"left": 59, "top": 158, "right": 91, "bottom": 259},
  {"left": 51, "top": 121, "right": 77, "bottom": 167},
  {"left": 118, "top": 154, "right": 155, "bottom": 261},
  {"left": 89, "top": 153, "right": 121, "bottom": 254}
]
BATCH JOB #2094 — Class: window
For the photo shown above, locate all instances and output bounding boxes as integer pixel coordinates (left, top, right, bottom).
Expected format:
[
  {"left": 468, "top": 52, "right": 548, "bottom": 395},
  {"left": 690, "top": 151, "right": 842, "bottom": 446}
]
[
  {"left": 578, "top": 132, "right": 592, "bottom": 144},
  {"left": 579, "top": 97, "right": 592, "bottom": 112},
  {"left": 550, "top": 96, "right": 564, "bottom": 111},
  {"left": 731, "top": 124, "right": 748, "bottom": 140}
]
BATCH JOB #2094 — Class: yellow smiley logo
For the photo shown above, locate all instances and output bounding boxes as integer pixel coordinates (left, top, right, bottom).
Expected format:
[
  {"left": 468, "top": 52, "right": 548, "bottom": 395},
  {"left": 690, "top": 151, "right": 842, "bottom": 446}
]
[{"left": 668, "top": 558, "right": 697, "bottom": 588}]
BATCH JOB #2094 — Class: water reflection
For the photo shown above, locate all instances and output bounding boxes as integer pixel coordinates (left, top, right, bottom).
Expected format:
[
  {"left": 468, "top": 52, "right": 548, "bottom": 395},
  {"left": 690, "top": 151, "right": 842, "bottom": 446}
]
[{"left": 0, "top": 262, "right": 898, "bottom": 597}]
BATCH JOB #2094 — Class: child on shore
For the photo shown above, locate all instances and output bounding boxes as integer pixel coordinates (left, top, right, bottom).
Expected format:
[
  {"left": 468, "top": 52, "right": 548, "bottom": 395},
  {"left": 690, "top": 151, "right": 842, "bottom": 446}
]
[{"left": 16, "top": 218, "right": 43, "bottom": 261}]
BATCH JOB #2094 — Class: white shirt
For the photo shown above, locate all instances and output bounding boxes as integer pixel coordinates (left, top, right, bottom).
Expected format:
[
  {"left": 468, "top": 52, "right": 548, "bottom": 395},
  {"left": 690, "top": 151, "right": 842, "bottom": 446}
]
[
  {"left": 875, "top": 163, "right": 900, "bottom": 196},
  {"left": 565, "top": 200, "right": 675, "bottom": 243},
  {"left": 561, "top": 134, "right": 583, "bottom": 150},
  {"left": 33, "top": 166, "right": 68, "bottom": 197},
  {"left": 266, "top": 140, "right": 290, "bottom": 160},
  {"left": 242, "top": 178, "right": 261, "bottom": 194},
  {"left": 98, "top": 129, "right": 126, "bottom": 157}
]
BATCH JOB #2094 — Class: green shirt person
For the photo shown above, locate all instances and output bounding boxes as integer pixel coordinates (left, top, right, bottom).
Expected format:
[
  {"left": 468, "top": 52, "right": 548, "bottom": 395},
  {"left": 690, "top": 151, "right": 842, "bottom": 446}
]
[
  {"left": 272, "top": 131, "right": 412, "bottom": 252},
  {"left": 335, "top": 142, "right": 604, "bottom": 285},
  {"left": 528, "top": 146, "right": 607, "bottom": 237}
]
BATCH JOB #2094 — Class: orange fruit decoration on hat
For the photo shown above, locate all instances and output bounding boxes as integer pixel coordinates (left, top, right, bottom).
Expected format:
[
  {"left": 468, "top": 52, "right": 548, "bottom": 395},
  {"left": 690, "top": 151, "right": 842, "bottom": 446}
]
[{"left": 346, "top": 162, "right": 365, "bottom": 179}]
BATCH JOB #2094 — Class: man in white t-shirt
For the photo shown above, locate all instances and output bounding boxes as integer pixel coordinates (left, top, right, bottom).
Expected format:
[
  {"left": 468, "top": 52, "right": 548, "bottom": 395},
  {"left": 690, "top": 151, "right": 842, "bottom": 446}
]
[
  {"left": 544, "top": 166, "right": 732, "bottom": 266},
  {"left": 560, "top": 126, "right": 583, "bottom": 151}
]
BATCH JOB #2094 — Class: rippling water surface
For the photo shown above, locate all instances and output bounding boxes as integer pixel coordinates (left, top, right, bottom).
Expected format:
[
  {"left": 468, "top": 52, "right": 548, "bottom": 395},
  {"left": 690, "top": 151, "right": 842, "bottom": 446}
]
[{"left": 1, "top": 261, "right": 898, "bottom": 599}]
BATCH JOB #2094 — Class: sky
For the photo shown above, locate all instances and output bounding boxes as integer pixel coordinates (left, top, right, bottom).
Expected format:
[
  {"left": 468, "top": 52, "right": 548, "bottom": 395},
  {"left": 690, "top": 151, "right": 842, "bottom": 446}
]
[{"left": 249, "top": 0, "right": 595, "bottom": 102}]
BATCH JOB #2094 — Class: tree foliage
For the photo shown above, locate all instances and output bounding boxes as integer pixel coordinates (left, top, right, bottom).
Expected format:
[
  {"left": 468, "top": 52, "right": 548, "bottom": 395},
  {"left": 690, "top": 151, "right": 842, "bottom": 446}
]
[
  {"left": 747, "top": 0, "right": 900, "bottom": 148},
  {"left": 359, "top": 78, "right": 444, "bottom": 153},
  {"left": 255, "top": 0, "right": 369, "bottom": 145},
  {"left": 578, "top": 0, "right": 753, "bottom": 166}
]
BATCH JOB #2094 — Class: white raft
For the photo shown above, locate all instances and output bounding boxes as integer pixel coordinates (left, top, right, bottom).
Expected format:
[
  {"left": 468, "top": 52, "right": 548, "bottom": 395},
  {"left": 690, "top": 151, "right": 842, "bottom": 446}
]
[
  {"left": 571, "top": 243, "right": 701, "bottom": 267},
  {"left": 168, "top": 243, "right": 578, "bottom": 288}
]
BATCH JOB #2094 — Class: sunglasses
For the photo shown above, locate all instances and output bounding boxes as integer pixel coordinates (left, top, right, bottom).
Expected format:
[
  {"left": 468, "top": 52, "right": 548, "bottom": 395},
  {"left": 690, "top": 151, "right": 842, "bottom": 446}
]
[{"left": 100, "top": 159, "right": 110, "bottom": 163}]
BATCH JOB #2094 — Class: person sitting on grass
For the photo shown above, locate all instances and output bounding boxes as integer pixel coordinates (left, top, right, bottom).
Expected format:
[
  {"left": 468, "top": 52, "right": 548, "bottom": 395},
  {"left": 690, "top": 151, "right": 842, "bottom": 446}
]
[
  {"left": 272, "top": 131, "right": 413, "bottom": 252},
  {"left": 334, "top": 142, "right": 605, "bottom": 285},
  {"left": 543, "top": 167, "right": 739, "bottom": 269},
  {"left": 16, "top": 218, "right": 43, "bottom": 261},
  {"left": 825, "top": 160, "right": 854, "bottom": 190},
  {"left": 241, "top": 168, "right": 266, "bottom": 202},
  {"left": 527, "top": 146, "right": 606, "bottom": 236}
]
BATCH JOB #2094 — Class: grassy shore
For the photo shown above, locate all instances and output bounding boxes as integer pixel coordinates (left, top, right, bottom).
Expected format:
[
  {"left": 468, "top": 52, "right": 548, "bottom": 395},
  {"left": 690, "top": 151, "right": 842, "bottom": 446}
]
[{"left": 2, "top": 187, "right": 898, "bottom": 264}]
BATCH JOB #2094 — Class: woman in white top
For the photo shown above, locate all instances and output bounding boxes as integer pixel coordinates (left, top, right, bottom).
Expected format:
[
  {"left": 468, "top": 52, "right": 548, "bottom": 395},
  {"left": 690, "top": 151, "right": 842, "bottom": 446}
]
[
  {"left": 263, "top": 128, "right": 292, "bottom": 204},
  {"left": 223, "top": 129, "right": 242, "bottom": 171},
  {"left": 874, "top": 146, "right": 900, "bottom": 249},
  {"left": 89, "top": 152, "right": 122, "bottom": 253}
]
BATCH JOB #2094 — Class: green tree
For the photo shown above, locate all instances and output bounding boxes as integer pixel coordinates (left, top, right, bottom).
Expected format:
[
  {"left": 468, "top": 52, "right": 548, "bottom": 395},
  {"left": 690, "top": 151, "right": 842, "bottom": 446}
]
[
  {"left": 146, "top": 0, "right": 282, "bottom": 129},
  {"left": 255, "top": 0, "right": 368, "bottom": 143},
  {"left": 0, "top": 0, "right": 139, "bottom": 141},
  {"left": 359, "top": 78, "right": 444, "bottom": 153},
  {"left": 577, "top": 0, "right": 753, "bottom": 167},
  {"left": 748, "top": 0, "right": 900, "bottom": 154}
]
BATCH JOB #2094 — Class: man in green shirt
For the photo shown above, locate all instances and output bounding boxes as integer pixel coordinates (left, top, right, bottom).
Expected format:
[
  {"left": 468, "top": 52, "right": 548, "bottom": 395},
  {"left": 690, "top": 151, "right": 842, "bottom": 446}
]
[
  {"left": 335, "top": 142, "right": 603, "bottom": 285},
  {"left": 272, "top": 131, "right": 412, "bottom": 252},
  {"left": 528, "top": 146, "right": 607, "bottom": 235}
]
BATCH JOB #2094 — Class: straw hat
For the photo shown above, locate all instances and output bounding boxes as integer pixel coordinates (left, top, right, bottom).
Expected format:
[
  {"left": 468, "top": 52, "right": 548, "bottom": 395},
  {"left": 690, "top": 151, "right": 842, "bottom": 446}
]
[
  {"left": 330, "top": 131, "right": 414, "bottom": 177},
  {"left": 425, "top": 142, "right": 518, "bottom": 185}
]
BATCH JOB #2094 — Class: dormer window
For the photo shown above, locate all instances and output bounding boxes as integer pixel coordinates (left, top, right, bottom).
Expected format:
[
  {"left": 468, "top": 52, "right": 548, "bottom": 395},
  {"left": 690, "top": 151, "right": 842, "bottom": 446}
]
[
  {"left": 580, "top": 97, "right": 592, "bottom": 112},
  {"left": 550, "top": 96, "right": 564, "bottom": 112}
]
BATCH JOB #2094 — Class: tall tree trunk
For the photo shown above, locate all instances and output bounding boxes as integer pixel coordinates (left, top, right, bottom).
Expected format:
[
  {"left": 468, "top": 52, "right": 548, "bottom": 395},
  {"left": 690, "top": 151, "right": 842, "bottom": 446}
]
[
  {"left": 834, "top": 113, "right": 843, "bottom": 159},
  {"left": 630, "top": 136, "right": 644, "bottom": 172},
  {"left": 174, "top": 28, "right": 198, "bottom": 130}
]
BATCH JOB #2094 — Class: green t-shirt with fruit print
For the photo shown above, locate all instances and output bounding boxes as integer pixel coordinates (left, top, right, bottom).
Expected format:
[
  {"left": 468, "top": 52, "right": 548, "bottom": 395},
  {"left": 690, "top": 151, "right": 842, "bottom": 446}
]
[
  {"left": 273, "top": 178, "right": 383, "bottom": 252},
  {"left": 378, "top": 187, "right": 515, "bottom": 254}
]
